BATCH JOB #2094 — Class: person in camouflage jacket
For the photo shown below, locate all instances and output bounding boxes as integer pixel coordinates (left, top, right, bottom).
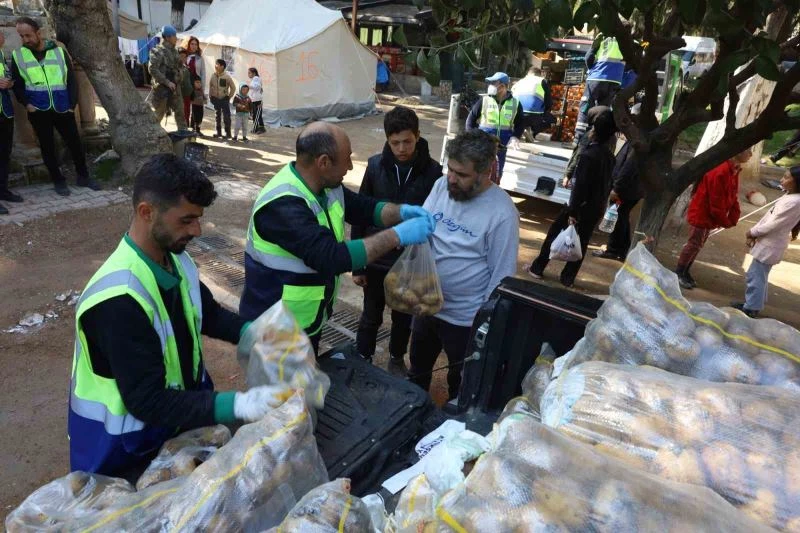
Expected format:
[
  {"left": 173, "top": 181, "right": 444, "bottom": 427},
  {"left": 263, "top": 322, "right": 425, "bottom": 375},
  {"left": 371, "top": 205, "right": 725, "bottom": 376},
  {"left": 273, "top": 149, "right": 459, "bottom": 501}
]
[{"left": 148, "top": 25, "right": 186, "bottom": 130}]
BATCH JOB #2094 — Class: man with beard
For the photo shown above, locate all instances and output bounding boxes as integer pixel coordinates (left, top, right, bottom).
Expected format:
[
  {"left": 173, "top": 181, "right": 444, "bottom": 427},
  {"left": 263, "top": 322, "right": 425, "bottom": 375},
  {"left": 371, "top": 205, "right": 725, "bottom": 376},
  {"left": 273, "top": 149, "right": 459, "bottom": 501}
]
[
  {"left": 240, "top": 122, "right": 435, "bottom": 354},
  {"left": 69, "top": 154, "right": 290, "bottom": 479},
  {"left": 408, "top": 130, "right": 520, "bottom": 399}
]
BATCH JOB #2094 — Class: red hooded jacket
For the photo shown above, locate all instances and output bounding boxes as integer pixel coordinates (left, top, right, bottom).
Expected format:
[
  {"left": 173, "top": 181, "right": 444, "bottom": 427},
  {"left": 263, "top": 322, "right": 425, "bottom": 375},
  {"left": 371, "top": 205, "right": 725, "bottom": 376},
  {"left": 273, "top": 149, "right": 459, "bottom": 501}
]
[{"left": 687, "top": 160, "right": 741, "bottom": 229}]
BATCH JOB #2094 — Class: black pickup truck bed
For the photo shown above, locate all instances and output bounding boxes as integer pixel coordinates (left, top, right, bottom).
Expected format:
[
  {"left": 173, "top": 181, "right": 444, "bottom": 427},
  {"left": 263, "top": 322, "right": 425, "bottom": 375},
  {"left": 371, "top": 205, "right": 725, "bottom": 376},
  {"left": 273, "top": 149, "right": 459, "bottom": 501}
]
[{"left": 314, "top": 277, "right": 603, "bottom": 494}]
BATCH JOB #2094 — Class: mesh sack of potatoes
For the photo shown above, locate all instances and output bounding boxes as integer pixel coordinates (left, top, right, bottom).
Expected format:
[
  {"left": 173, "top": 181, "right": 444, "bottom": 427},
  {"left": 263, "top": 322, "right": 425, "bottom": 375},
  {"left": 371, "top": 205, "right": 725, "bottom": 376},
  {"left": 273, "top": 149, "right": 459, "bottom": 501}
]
[
  {"left": 540, "top": 361, "right": 800, "bottom": 531},
  {"left": 239, "top": 300, "right": 331, "bottom": 409},
  {"left": 266, "top": 478, "right": 375, "bottom": 533},
  {"left": 384, "top": 242, "right": 444, "bottom": 316},
  {"left": 8, "top": 392, "right": 328, "bottom": 532},
  {"left": 563, "top": 243, "right": 800, "bottom": 388},
  {"left": 5, "top": 472, "right": 138, "bottom": 532},
  {"left": 392, "top": 473, "right": 440, "bottom": 533},
  {"left": 431, "top": 414, "right": 772, "bottom": 533},
  {"left": 135, "top": 424, "right": 232, "bottom": 490}
]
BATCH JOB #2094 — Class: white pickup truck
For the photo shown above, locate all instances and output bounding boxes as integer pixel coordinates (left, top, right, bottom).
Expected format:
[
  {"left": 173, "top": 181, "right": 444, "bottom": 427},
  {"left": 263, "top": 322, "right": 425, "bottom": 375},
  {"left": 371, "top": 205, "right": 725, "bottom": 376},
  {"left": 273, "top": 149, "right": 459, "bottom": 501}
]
[{"left": 440, "top": 133, "right": 573, "bottom": 205}]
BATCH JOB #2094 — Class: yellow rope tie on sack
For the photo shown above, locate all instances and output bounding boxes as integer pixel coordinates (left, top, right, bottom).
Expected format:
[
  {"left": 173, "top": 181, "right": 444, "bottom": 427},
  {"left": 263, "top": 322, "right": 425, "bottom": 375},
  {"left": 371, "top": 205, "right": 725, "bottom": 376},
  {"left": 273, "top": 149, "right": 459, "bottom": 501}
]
[
  {"left": 337, "top": 495, "right": 352, "bottom": 533},
  {"left": 80, "top": 486, "right": 180, "bottom": 533},
  {"left": 277, "top": 321, "right": 301, "bottom": 382},
  {"left": 621, "top": 263, "right": 800, "bottom": 364},
  {"left": 436, "top": 506, "right": 468, "bottom": 533},
  {"left": 402, "top": 474, "right": 427, "bottom": 528}
]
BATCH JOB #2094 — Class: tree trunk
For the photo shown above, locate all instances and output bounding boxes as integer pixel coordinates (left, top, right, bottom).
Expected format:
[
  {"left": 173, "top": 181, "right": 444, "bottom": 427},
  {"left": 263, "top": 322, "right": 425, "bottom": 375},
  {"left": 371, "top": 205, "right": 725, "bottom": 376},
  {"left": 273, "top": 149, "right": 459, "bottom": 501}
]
[
  {"left": 633, "top": 147, "right": 680, "bottom": 251},
  {"left": 42, "top": 0, "right": 171, "bottom": 177},
  {"left": 171, "top": 0, "right": 186, "bottom": 31}
]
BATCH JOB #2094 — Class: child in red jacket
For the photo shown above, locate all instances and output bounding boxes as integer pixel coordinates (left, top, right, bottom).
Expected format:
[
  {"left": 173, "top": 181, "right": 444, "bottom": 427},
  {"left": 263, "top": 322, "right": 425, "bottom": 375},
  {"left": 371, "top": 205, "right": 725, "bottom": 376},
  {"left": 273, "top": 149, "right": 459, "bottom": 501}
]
[{"left": 675, "top": 148, "right": 752, "bottom": 289}]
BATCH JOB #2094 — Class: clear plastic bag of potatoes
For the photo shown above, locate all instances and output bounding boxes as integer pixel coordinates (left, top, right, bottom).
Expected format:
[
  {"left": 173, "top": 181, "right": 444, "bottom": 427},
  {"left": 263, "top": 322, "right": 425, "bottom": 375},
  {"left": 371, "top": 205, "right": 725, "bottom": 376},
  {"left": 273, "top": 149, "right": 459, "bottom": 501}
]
[
  {"left": 7, "top": 392, "right": 329, "bottom": 533},
  {"left": 431, "top": 414, "right": 772, "bottom": 533},
  {"left": 541, "top": 361, "right": 800, "bottom": 531},
  {"left": 136, "top": 425, "right": 231, "bottom": 490},
  {"left": 561, "top": 243, "right": 800, "bottom": 389},
  {"left": 384, "top": 241, "right": 444, "bottom": 316},
  {"left": 239, "top": 300, "right": 331, "bottom": 409},
  {"left": 266, "top": 478, "right": 375, "bottom": 533}
]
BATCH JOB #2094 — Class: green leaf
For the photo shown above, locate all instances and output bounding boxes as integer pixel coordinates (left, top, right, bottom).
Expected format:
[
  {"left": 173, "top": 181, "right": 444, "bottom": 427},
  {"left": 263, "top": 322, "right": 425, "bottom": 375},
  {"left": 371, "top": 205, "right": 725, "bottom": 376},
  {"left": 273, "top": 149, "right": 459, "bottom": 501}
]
[
  {"left": 754, "top": 55, "right": 780, "bottom": 81},
  {"left": 488, "top": 34, "right": 508, "bottom": 55},
  {"left": 549, "top": 0, "right": 574, "bottom": 28},
  {"left": 677, "top": 0, "right": 706, "bottom": 26},
  {"left": 404, "top": 52, "right": 417, "bottom": 71},
  {"left": 751, "top": 36, "right": 780, "bottom": 63},
  {"left": 479, "top": 9, "right": 492, "bottom": 28},
  {"left": 520, "top": 23, "right": 547, "bottom": 52},
  {"left": 416, "top": 49, "right": 429, "bottom": 71},
  {"left": 572, "top": 1, "right": 597, "bottom": 30},
  {"left": 431, "top": 0, "right": 448, "bottom": 24},
  {"left": 431, "top": 32, "right": 449, "bottom": 48},
  {"left": 456, "top": 45, "right": 480, "bottom": 68},
  {"left": 422, "top": 53, "right": 442, "bottom": 86},
  {"left": 393, "top": 25, "right": 408, "bottom": 47}
]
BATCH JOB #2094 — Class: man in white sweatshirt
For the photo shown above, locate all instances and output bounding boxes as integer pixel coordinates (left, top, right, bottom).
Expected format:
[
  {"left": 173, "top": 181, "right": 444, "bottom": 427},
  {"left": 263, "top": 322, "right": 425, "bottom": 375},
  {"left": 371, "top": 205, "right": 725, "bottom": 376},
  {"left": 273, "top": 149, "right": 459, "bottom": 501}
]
[{"left": 409, "top": 130, "right": 520, "bottom": 399}]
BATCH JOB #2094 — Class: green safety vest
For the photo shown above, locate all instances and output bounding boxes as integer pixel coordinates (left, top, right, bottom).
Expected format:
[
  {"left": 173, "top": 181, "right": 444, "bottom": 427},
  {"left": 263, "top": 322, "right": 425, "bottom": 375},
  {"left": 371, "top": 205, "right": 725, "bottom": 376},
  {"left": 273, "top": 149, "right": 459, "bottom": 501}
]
[
  {"left": 0, "top": 51, "right": 13, "bottom": 118},
  {"left": 586, "top": 37, "right": 625, "bottom": 84},
  {"left": 479, "top": 95, "right": 519, "bottom": 144},
  {"left": 246, "top": 164, "right": 346, "bottom": 335},
  {"left": 70, "top": 238, "right": 203, "bottom": 434},
  {"left": 12, "top": 45, "right": 71, "bottom": 112}
]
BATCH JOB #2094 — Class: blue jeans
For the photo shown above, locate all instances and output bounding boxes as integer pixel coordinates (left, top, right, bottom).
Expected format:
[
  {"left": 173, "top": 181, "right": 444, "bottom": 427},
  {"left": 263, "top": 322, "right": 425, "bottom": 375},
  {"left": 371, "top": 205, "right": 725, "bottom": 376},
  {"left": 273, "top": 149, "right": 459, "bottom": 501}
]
[{"left": 745, "top": 259, "right": 773, "bottom": 311}]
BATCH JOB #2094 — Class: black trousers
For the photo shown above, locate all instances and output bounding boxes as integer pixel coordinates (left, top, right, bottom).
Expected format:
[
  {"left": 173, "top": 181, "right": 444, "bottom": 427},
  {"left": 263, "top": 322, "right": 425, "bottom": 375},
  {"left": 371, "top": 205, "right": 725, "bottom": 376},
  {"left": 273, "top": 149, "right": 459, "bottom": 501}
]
[
  {"left": 191, "top": 104, "right": 204, "bottom": 130},
  {"left": 530, "top": 207, "right": 603, "bottom": 285},
  {"left": 773, "top": 129, "right": 800, "bottom": 160},
  {"left": 355, "top": 267, "right": 413, "bottom": 359},
  {"left": 409, "top": 315, "right": 470, "bottom": 399},
  {"left": 27, "top": 110, "right": 88, "bottom": 184},
  {"left": 211, "top": 97, "right": 231, "bottom": 135},
  {"left": 0, "top": 117, "right": 12, "bottom": 192},
  {"left": 605, "top": 198, "right": 639, "bottom": 257},
  {"left": 251, "top": 101, "right": 264, "bottom": 131}
]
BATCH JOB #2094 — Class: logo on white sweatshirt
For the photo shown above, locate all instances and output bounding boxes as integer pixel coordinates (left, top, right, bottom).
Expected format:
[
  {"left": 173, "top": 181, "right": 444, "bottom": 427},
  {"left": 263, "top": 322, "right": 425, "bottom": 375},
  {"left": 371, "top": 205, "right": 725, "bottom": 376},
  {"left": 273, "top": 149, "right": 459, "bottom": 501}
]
[{"left": 433, "top": 212, "right": 478, "bottom": 238}]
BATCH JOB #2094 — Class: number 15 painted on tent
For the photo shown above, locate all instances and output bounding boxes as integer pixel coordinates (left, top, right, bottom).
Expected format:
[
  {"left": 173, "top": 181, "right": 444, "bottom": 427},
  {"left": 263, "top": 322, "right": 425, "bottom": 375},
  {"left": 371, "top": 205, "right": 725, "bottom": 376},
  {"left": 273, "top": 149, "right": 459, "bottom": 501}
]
[{"left": 297, "top": 51, "right": 320, "bottom": 82}]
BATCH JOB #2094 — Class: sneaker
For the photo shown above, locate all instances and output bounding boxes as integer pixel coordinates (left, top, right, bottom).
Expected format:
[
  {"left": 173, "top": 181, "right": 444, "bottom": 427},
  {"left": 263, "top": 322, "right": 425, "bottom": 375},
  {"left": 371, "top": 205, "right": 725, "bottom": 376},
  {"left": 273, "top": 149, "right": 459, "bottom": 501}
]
[
  {"left": 388, "top": 356, "right": 407, "bottom": 377},
  {"left": 224, "top": 133, "right": 231, "bottom": 140},
  {"left": 77, "top": 177, "right": 102, "bottom": 191},
  {"left": 242, "top": 137, "right": 249, "bottom": 143},
  {"left": 213, "top": 132, "right": 222, "bottom": 138},
  {"left": 0, "top": 189, "right": 23, "bottom": 202},
  {"left": 560, "top": 277, "right": 575, "bottom": 288},
  {"left": 0, "top": 203, "right": 8, "bottom": 215},
  {"left": 54, "top": 183, "right": 71, "bottom": 196},
  {"left": 591, "top": 249, "right": 624, "bottom": 261},
  {"left": 677, "top": 274, "right": 694, "bottom": 290},
  {"left": 683, "top": 270, "right": 697, "bottom": 288},
  {"left": 527, "top": 267, "right": 543, "bottom": 279},
  {"left": 231, "top": 136, "right": 238, "bottom": 142},
  {"left": 732, "top": 302, "right": 759, "bottom": 318}
]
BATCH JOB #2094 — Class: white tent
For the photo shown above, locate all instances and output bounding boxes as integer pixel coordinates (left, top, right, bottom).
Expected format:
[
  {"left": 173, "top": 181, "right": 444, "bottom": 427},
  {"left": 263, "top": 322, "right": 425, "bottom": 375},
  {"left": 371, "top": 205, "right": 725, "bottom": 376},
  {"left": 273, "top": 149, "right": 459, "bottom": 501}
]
[{"left": 183, "top": 0, "right": 378, "bottom": 127}]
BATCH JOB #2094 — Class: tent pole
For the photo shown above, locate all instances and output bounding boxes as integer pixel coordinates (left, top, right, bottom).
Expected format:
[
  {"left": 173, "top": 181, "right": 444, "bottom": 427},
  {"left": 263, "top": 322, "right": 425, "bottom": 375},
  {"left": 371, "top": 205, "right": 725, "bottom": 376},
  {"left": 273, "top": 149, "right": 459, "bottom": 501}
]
[{"left": 351, "top": 0, "right": 358, "bottom": 34}]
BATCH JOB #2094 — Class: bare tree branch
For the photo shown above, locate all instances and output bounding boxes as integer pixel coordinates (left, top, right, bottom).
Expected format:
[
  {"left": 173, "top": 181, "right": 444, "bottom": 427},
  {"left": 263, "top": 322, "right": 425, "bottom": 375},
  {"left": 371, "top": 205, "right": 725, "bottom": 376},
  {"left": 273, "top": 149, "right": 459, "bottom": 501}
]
[{"left": 725, "top": 79, "right": 740, "bottom": 136}]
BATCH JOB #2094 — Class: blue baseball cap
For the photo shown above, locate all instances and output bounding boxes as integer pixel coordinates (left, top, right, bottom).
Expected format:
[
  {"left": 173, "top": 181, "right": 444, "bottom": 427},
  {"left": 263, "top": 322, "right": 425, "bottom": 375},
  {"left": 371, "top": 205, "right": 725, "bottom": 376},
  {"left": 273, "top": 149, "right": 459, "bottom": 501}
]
[
  {"left": 485, "top": 72, "right": 510, "bottom": 85},
  {"left": 162, "top": 25, "right": 177, "bottom": 38}
]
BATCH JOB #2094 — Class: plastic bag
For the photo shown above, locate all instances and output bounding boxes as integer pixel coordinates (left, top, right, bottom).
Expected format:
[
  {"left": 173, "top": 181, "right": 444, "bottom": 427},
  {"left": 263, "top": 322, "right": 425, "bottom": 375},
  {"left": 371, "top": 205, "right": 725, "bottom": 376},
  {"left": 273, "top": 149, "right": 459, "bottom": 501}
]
[
  {"left": 541, "top": 361, "right": 800, "bottom": 530},
  {"left": 266, "top": 479, "right": 375, "bottom": 532},
  {"left": 518, "top": 343, "right": 556, "bottom": 420},
  {"left": 7, "top": 392, "right": 329, "bottom": 532},
  {"left": 384, "top": 241, "right": 444, "bottom": 316},
  {"left": 239, "top": 300, "right": 331, "bottom": 409},
  {"left": 136, "top": 424, "right": 231, "bottom": 490},
  {"left": 431, "top": 414, "right": 772, "bottom": 533},
  {"left": 561, "top": 243, "right": 800, "bottom": 388},
  {"left": 548, "top": 224, "right": 582, "bottom": 261},
  {"left": 393, "top": 474, "right": 439, "bottom": 533}
]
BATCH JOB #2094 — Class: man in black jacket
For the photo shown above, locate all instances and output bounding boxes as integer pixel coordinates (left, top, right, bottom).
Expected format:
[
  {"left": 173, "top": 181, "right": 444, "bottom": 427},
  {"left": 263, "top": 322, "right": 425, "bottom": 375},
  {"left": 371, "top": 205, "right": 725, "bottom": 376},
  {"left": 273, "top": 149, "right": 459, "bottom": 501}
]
[
  {"left": 592, "top": 138, "right": 642, "bottom": 260},
  {"left": 528, "top": 110, "right": 617, "bottom": 287},
  {"left": 351, "top": 106, "right": 442, "bottom": 371}
]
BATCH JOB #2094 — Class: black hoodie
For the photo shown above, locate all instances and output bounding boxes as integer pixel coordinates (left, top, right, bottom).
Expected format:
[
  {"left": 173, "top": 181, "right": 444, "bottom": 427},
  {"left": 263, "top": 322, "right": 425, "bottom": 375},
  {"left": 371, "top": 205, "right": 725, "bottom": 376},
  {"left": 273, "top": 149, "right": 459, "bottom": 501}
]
[{"left": 350, "top": 137, "right": 443, "bottom": 272}]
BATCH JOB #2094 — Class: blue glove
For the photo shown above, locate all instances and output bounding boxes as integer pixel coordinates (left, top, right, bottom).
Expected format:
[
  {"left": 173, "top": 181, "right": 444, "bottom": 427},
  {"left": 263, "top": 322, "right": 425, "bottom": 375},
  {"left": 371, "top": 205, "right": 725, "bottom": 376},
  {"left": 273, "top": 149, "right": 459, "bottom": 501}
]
[
  {"left": 393, "top": 217, "right": 434, "bottom": 246},
  {"left": 399, "top": 204, "right": 435, "bottom": 232}
]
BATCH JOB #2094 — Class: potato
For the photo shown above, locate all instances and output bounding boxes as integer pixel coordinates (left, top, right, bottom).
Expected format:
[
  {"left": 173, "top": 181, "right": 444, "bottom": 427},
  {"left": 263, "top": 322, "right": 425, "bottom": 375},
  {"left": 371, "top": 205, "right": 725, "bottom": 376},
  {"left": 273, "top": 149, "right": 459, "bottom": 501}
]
[
  {"left": 592, "top": 480, "right": 638, "bottom": 531},
  {"left": 420, "top": 293, "right": 442, "bottom": 306},
  {"left": 593, "top": 441, "right": 651, "bottom": 472},
  {"left": 745, "top": 451, "right": 781, "bottom": 488},
  {"left": 671, "top": 403, "right": 715, "bottom": 445},
  {"left": 653, "top": 447, "right": 704, "bottom": 486},
  {"left": 700, "top": 443, "right": 749, "bottom": 503},
  {"left": 668, "top": 310, "right": 696, "bottom": 337},
  {"left": 694, "top": 326, "right": 724, "bottom": 351},
  {"left": 786, "top": 449, "right": 800, "bottom": 499},
  {"left": 754, "top": 351, "right": 798, "bottom": 385},
  {"left": 410, "top": 278, "right": 429, "bottom": 294},
  {"left": 785, "top": 517, "right": 800, "bottom": 533},
  {"left": 664, "top": 336, "right": 701, "bottom": 364},
  {"left": 689, "top": 302, "right": 730, "bottom": 329},
  {"left": 384, "top": 272, "right": 399, "bottom": 291},
  {"left": 401, "top": 289, "right": 420, "bottom": 306},
  {"left": 738, "top": 489, "right": 778, "bottom": 528},
  {"left": 534, "top": 476, "right": 589, "bottom": 528},
  {"left": 726, "top": 317, "right": 761, "bottom": 356},
  {"left": 741, "top": 400, "right": 786, "bottom": 430}
]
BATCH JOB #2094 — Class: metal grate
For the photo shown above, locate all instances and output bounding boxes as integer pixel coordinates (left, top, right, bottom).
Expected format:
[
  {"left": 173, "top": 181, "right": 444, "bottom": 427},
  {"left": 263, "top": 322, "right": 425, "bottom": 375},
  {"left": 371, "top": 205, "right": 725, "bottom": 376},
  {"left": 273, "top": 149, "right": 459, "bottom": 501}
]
[
  {"left": 320, "top": 303, "right": 390, "bottom": 353},
  {"left": 201, "top": 258, "right": 246, "bottom": 289}
]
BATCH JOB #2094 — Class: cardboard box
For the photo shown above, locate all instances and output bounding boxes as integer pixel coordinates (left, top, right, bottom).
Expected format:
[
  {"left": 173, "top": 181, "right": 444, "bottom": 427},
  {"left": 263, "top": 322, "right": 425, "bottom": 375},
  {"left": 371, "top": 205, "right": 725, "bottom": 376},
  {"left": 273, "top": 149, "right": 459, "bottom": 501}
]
[{"left": 531, "top": 53, "right": 568, "bottom": 73}]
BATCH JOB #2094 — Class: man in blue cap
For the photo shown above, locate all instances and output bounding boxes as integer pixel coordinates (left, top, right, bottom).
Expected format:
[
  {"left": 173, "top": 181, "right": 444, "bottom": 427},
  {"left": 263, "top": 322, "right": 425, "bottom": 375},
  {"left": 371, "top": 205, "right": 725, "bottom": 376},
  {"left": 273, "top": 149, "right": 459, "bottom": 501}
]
[
  {"left": 465, "top": 71, "right": 524, "bottom": 181},
  {"left": 148, "top": 25, "right": 186, "bottom": 130}
]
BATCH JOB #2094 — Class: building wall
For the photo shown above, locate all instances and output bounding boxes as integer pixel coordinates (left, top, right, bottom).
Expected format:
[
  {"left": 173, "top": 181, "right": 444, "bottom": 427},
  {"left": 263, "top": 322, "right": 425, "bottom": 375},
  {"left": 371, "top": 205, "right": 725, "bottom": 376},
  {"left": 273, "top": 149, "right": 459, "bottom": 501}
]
[{"left": 118, "top": 0, "right": 210, "bottom": 34}]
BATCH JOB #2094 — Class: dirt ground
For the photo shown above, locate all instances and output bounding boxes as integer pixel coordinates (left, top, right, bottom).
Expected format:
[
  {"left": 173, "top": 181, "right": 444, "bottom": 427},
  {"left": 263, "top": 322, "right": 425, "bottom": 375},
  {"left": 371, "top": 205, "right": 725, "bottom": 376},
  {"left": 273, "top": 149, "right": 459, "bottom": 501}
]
[{"left": 2, "top": 96, "right": 800, "bottom": 517}]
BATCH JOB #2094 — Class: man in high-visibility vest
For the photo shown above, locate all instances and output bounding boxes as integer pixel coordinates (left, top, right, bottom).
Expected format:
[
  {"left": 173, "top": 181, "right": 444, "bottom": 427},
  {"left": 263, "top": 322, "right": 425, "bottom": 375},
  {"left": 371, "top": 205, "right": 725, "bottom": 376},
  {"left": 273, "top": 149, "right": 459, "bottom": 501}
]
[
  {"left": 240, "top": 121, "right": 436, "bottom": 354},
  {"left": 465, "top": 71, "right": 525, "bottom": 181},
  {"left": 574, "top": 36, "right": 625, "bottom": 143},
  {"left": 511, "top": 66, "right": 554, "bottom": 140},
  {"left": 69, "top": 153, "right": 290, "bottom": 478},
  {"left": 0, "top": 31, "right": 23, "bottom": 216},
  {"left": 12, "top": 17, "right": 100, "bottom": 196}
]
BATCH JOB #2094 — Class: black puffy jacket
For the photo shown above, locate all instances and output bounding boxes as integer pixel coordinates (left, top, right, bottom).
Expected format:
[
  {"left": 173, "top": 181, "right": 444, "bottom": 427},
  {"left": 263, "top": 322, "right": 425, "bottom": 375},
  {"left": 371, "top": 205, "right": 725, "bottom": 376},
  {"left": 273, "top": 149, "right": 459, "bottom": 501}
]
[{"left": 350, "top": 137, "right": 443, "bottom": 272}]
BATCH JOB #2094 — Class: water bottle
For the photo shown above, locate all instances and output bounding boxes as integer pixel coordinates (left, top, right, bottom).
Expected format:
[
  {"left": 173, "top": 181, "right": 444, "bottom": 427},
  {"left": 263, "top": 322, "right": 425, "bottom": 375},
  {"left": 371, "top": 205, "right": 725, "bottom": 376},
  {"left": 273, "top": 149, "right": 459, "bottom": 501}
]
[{"left": 599, "top": 203, "right": 619, "bottom": 233}]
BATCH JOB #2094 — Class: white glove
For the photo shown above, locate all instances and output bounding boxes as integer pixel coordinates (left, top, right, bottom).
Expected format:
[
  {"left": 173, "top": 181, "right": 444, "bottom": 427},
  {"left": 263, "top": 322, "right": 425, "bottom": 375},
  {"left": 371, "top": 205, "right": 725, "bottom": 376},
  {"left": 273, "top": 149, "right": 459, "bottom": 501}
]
[
  {"left": 508, "top": 136, "right": 521, "bottom": 151},
  {"left": 233, "top": 385, "right": 293, "bottom": 422}
]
